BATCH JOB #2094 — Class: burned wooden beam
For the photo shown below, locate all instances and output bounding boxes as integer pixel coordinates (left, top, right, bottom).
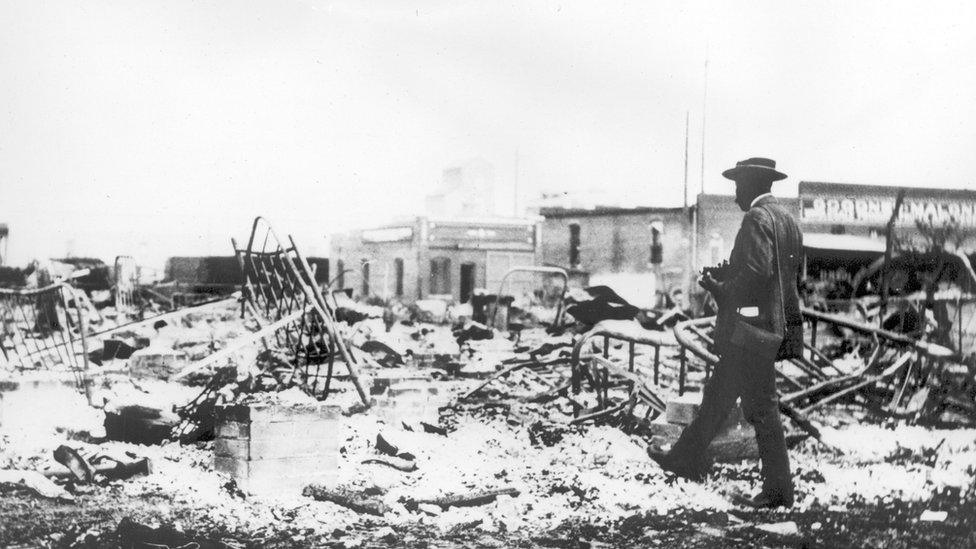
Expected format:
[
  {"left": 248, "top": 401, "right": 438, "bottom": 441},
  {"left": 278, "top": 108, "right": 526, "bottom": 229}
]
[{"left": 302, "top": 485, "right": 390, "bottom": 516}]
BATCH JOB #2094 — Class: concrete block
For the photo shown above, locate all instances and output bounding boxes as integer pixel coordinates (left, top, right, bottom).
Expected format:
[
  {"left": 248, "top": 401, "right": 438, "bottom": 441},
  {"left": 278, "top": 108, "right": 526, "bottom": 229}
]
[
  {"left": 213, "top": 402, "right": 343, "bottom": 495},
  {"left": 214, "top": 402, "right": 342, "bottom": 424},
  {"left": 127, "top": 347, "right": 186, "bottom": 379},
  {"left": 215, "top": 455, "right": 337, "bottom": 495},
  {"left": 215, "top": 435, "right": 340, "bottom": 461},
  {"left": 214, "top": 420, "right": 249, "bottom": 439},
  {"left": 386, "top": 381, "right": 441, "bottom": 399},
  {"left": 369, "top": 396, "right": 443, "bottom": 425}
]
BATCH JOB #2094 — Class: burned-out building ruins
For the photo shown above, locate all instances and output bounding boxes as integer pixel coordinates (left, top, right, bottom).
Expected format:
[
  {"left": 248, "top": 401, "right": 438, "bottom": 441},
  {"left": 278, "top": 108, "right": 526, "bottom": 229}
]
[
  {"left": 3, "top": 3, "right": 976, "bottom": 546},
  {"left": 5, "top": 174, "right": 976, "bottom": 546}
]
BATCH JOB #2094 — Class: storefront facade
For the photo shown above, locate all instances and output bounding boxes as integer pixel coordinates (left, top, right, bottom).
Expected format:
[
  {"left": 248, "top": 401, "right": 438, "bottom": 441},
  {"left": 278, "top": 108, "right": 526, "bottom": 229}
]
[
  {"left": 331, "top": 217, "right": 540, "bottom": 303},
  {"left": 799, "top": 182, "right": 976, "bottom": 282}
]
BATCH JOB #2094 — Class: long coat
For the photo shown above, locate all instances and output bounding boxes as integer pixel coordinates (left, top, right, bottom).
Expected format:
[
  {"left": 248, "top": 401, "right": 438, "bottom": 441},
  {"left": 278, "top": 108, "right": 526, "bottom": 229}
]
[{"left": 712, "top": 195, "right": 804, "bottom": 359}]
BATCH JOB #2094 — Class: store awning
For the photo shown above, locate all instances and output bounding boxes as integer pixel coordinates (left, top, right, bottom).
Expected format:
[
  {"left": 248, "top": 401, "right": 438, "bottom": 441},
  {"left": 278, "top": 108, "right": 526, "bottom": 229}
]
[{"left": 803, "top": 233, "right": 887, "bottom": 253}]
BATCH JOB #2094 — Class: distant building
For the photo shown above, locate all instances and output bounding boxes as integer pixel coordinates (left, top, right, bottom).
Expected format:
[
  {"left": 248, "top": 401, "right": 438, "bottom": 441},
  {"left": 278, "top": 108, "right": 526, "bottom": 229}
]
[
  {"left": 799, "top": 181, "right": 976, "bottom": 282},
  {"left": 164, "top": 255, "right": 330, "bottom": 295},
  {"left": 331, "top": 216, "right": 540, "bottom": 303},
  {"left": 539, "top": 193, "right": 798, "bottom": 307},
  {"left": 425, "top": 159, "right": 497, "bottom": 218},
  {"left": 539, "top": 205, "right": 691, "bottom": 307}
]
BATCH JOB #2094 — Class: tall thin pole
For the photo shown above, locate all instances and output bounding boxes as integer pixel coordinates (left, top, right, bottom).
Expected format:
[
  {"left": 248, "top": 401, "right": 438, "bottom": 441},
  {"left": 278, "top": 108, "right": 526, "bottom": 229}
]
[
  {"left": 513, "top": 148, "right": 520, "bottom": 217},
  {"left": 683, "top": 111, "right": 690, "bottom": 210},
  {"left": 684, "top": 110, "right": 695, "bottom": 301},
  {"left": 699, "top": 51, "right": 709, "bottom": 194}
]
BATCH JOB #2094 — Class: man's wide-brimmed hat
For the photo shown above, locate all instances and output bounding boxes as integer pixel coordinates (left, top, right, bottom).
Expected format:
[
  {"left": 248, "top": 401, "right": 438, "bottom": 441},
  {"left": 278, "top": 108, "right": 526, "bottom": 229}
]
[{"left": 721, "top": 157, "right": 787, "bottom": 182}]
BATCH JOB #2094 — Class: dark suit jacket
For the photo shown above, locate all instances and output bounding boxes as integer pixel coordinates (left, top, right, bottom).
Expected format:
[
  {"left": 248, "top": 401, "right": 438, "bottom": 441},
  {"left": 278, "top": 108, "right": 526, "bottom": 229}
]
[{"left": 712, "top": 195, "right": 804, "bottom": 359}]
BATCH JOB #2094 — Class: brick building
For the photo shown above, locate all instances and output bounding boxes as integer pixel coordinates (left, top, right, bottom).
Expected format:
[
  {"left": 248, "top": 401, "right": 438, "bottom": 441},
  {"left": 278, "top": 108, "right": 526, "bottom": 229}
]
[
  {"left": 694, "top": 193, "right": 803, "bottom": 270},
  {"left": 799, "top": 181, "right": 976, "bottom": 282},
  {"left": 331, "top": 217, "right": 540, "bottom": 303},
  {"left": 539, "top": 193, "right": 801, "bottom": 307},
  {"left": 539, "top": 206, "right": 691, "bottom": 306}
]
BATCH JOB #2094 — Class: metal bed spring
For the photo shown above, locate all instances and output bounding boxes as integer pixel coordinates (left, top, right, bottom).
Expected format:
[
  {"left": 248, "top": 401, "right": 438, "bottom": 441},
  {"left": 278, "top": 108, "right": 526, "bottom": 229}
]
[
  {"left": 232, "top": 217, "right": 368, "bottom": 404},
  {"left": 0, "top": 282, "right": 91, "bottom": 392}
]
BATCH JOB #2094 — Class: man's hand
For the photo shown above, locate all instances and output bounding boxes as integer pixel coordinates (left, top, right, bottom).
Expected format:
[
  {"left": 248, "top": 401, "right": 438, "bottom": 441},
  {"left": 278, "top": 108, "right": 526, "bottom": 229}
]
[{"left": 698, "top": 273, "right": 723, "bottom": 299}]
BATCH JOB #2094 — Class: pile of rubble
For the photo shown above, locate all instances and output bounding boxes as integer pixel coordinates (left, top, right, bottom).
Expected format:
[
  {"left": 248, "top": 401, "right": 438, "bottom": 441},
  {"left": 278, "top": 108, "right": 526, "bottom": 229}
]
[{"left": 2, "top": 218, "right": 976, "bottom": 547}]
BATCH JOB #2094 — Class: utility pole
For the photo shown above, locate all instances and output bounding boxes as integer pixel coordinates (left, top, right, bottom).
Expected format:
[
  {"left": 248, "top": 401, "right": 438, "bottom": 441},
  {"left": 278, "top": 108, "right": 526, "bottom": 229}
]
[
  {"left": 513, "top": 148, "right": 520, "bottom": 217},
  {"left": 699, "top": 50, "right": 709, "bottom": 195},
  {"left": 683, "top": 112, "right": 690, "bottom": 210},
  {"left": 684, "top": 111, "right": 696, "bottom": 304}
]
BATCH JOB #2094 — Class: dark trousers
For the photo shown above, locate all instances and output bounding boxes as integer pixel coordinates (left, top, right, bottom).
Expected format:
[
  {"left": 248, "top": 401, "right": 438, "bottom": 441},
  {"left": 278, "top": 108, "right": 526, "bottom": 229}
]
[{"left": 668, "top": 344, "right": 793, "bottom": 498}]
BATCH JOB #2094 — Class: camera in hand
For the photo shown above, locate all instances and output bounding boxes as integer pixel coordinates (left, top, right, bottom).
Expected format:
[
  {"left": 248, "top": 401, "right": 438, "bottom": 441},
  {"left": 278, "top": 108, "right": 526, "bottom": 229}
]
[{"left": 700, "top": 260, "right": 730, "bottom": 281}]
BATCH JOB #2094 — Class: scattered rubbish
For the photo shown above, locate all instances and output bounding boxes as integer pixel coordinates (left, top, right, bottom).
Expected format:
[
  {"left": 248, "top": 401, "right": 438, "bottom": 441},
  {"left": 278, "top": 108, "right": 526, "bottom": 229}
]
[
  {"left": 376, "top": 433, "right": 400, "bottom": 456},
  {"left": 417, "top": 503, "right": 442, "bottom": 516},
  {"left": 116, "top": 517, "right": 219, "bottom": 549},
  {"left": 361, "top": 340, "right": 405, "bottom": 367},
  {"left": 374, "top": 526, "right": 398, "bottom": 544},
  {"left": 919, "top": 510, "right": 948, "bottom": 522},
  {"left": 409, "top": 487, "right": 520, "bottom": 510},
  {"left": 104, "top": 404, "right": 178, "bottom": 445},
  {"left": 302, "top": 485, "right": 391, "bottom": 516},
  {"left": 52, "top": 445, "right": 94, "bottom": 483},
  {"left": 755, "top": 521, "right": 799, "bottom": 536},
  {"left": 453, "top": 321, "right": 494, "bottom": 345},
  {"left": 420, "top": 421, "right": 447, "bottom": 436},
  {"left": 362, "top": 456, "right": 417, "bottom": 472},
  {"left": 49, "top": 446, "right": 152, "bottom": 483},
  {"left": 0, "top": 469, "right": 74, "bottom": 501},
  {"left": 564, "top": 286, "right": 641, "bottom": 326}
]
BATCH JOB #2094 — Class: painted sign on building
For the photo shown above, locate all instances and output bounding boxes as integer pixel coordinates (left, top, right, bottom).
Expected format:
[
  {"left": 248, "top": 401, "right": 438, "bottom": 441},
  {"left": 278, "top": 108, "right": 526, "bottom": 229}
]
[
  {"left": 800, "top": 182, "right": 976, "bottom": 228},
  {"left": 362, "top": 227, "right": 413, "bottom": 243},
  {"left": 428, "top": 222, "right": 535, "bottom": 250}
]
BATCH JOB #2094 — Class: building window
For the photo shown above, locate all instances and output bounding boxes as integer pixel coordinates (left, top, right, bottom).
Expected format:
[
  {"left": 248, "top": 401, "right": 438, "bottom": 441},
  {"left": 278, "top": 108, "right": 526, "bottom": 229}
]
[
  {"left": 429, "top": 257, "right": 452, "bottom": 295},
  {"left": 569, "top": 223, "right": 581, "bottom": 267},
  {"left": 361, "top": 260, "right": 370, "bottom": 296},
  {"left": 394, "top": 258, "right": 404, "bottom": 297},
  {"left": 336, "top": 260, "right": 345, "bottom": 289},
  {"left": 650, "top": 221, "right": 664, "bottom": 265}
]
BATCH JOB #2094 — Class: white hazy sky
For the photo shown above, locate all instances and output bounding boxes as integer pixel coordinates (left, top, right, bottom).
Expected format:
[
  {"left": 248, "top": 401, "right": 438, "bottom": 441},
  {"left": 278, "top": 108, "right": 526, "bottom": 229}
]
[{"left": 2, "top": 0, "right": 975, "bottom": 269}]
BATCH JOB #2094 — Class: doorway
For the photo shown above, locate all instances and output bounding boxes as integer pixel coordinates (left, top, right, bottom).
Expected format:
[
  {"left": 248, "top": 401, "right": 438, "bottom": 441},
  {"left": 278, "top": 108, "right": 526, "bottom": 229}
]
[{"left": 460, "top": 262, "right": 476, "bottom": 303}]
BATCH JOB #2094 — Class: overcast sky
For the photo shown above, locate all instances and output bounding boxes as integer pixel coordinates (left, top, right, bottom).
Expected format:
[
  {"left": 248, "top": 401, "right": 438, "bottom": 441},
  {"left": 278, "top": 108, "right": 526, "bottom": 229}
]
[{"left": 2, "top": 0, "right": 975, "bottom": 268}]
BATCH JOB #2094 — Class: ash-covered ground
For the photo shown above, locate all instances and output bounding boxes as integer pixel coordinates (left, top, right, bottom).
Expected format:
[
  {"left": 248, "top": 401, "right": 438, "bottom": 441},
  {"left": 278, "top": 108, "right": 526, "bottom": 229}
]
[{"left": 1, "top": 303, "right": 975, "bottom": 548}]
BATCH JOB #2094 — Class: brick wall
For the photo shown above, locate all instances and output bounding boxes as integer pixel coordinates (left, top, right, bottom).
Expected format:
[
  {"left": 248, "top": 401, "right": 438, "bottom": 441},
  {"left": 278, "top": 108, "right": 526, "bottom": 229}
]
[{"left": 540, "top": 207, "right": 691, "bottom": 278}]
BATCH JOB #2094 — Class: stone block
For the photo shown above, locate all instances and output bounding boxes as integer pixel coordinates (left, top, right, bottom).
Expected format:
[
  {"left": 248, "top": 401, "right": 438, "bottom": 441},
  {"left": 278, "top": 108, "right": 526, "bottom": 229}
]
[
  {"left": 215, "top": 434, "right": 339, "bottom": 461},
  {"left": 369, "top": 395, "right": 446, "bottom": 426},
  {"left": 127, "top": 347, "right": 186, "bottom": 379},
  {"left": 214, "top": 402, "right": 342, "bottom": 424},
  {"left": 215, "top": 455, "right": 337, "bottom": 494},
  {"left": 213, "top": 402, "right": 342, "bottom": 495}
]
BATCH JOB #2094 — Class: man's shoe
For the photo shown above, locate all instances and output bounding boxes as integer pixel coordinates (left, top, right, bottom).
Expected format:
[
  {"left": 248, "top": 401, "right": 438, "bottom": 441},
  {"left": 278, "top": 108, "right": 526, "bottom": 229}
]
[
  {"left": 647, "top": 445, "right": 707, "bottom": 482},
  {"left": 733, "top": 491, "right": 794, "bottom": 509}
]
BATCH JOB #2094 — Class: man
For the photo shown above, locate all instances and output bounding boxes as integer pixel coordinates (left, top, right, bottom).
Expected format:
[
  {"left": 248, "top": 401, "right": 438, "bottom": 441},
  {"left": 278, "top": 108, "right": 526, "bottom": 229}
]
[{"left": 649, "top": 157, "right": 804, "bottom": 509}]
